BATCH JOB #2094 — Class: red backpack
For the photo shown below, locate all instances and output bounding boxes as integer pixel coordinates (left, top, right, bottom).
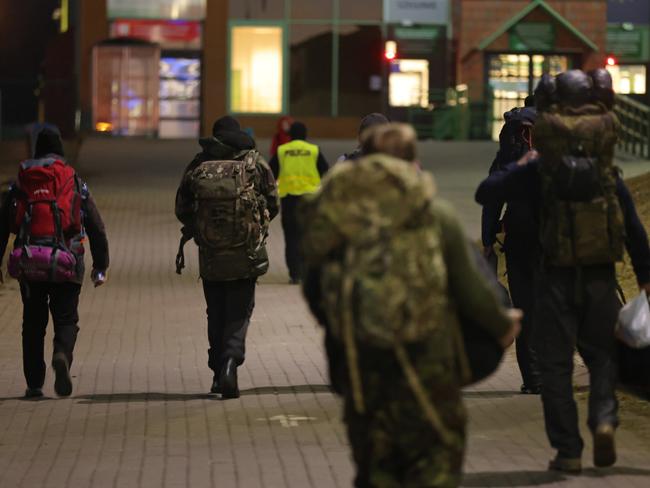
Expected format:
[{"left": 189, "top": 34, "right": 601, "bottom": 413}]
[{"left": 13, "top": 158, "right": 82, "bottom": 241}]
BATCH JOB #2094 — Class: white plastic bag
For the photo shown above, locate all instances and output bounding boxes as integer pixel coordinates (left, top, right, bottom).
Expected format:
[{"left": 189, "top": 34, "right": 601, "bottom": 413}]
[{"left": 616, "top": 290, "right": 650, "bottom": 349}]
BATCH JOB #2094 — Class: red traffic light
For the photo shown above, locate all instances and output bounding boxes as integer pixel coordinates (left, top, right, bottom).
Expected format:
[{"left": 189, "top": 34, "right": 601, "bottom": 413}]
[
  {"left": 384, "top": 40, "right": 397, "bottom": 61},
  {"left": 606, "top": 56, "right": 617, "bottom": 67}
]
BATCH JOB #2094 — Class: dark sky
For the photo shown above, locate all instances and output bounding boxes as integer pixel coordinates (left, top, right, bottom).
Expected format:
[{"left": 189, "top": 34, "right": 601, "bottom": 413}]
[
  {"left": 608, "top": 0, "right": 650, "bottom": 23},
  {"left": 0, "top": 0, "right": 61, "bottom": 79}
]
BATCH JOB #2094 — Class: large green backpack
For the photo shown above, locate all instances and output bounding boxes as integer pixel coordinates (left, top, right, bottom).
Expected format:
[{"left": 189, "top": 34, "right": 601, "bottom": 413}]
[
  {"left": 318, "top": 155, "right": 456, "bottom": 443},
  {"left": 176, "top": 150, "right": 269, "bottom": 277},
  {"left": 534, "top": 104, "right": 625, "bottom": 267}
]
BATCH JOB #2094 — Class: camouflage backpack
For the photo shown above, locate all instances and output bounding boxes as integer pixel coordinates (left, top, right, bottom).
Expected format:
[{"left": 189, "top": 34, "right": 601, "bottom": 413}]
[
  {"left": 176, "top": 150, "right": 269, "bottom": 276},
  {"left": 318, "top": 155, "right": 456, "bottom": 444},
  {"left": 534, "top": 104, "right": 625, "bottom": 267}
]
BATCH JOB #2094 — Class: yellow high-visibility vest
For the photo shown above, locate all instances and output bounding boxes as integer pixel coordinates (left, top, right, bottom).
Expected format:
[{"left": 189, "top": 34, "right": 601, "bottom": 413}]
[{"left": 277, "top": 140, "right": 321, "bottom": 197}]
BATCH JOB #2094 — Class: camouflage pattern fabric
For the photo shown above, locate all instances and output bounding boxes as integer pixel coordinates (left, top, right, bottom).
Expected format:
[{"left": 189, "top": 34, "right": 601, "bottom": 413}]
[
  {"left": 534, "top": 104, "right": 625, "bottom": 266},
  {"left": 344, "top": 342, "right": 466, "bottom": 488},
  {"left": 176, "top": 143, "right": 279, "bottom": 281},
  {"left": 301, "top": 155, "right": 512, "bottom": 488}
]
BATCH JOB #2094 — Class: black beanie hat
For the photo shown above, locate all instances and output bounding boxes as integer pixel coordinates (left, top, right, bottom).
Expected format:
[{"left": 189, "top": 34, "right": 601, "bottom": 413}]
[
  {"left": 212, "top": 116, "right": 241, "bottom": 136},
  {"left": 359, "top": 112, "right": 389, "bottom": 136},
  {"left": 289, "top": 122, "right": 307, "bottom": 140},
  {"left": 34, "top": 127, "right": 64, "bottom": 158}
]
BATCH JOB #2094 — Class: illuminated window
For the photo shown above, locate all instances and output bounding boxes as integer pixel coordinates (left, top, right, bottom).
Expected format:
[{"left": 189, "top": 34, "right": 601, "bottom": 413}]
[
  {"left": 230, "top": 26, "right": 284, "bottom": 113},
  {"left": 389, "top": 59, "right": 429, "bottom": 108},
  {"left": 607, "top": 65, "right": 646, "bottom": 95}
]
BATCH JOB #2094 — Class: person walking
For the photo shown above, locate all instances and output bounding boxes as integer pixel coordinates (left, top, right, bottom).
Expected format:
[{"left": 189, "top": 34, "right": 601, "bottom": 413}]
[
  {"left": 269, "top": 121, "right": 328, "bottom": 284},
  {"left": 175, "top": 116, "right": 279, "bottom": 399},
  {"left": 481, "top": 103, "right": 542, "bottom": 394},
  {"left": 269, "top": 115, "right": 293, "bottom": 159},
  {"left": 302, "top": 123, "right": 521, "bottom": 487},
  {"left": 476, "top": 70, "right": 650, "bottom": 473},
  {"left": 338, "top": 112, "right": 390, "bottom": 162},
  {"left": 0, "top": 127, "right": 109, "bottom": 398}
]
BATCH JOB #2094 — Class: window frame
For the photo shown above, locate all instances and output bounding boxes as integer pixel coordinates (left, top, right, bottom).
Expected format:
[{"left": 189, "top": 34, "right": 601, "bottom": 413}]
[
  {"left": 227, "top": 0, "right": 387, "bottom": 117},
  {"left": 227, "top": 20, "right": 289, "bottom": 116}
]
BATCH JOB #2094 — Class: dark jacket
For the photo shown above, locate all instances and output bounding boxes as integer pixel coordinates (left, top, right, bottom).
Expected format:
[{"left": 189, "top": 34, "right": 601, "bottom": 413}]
[
  {"left": 481, "top": 107, "right": 538, "bottom": 255},
  {"left": 475, "top": 160, "right": 650, "bottom": 285},
  {"left": 0, "top": 161, "right": 109, "bottom": 284},
  {"left": 175, "top": 133, "right": 280, "bottom": 281}
]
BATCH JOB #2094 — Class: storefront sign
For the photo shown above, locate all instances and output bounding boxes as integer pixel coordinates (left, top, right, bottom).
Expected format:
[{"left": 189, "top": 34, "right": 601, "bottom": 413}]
[
  {"left": 111, "top": 19, "right": 202, "bottom": 50},
  {"left": 108, "top": 0, "right": 205, "bottom": 20},
  {"left": 607, "top": 24, "right": 649, "bottom": 62},
  {"left": 384, "top": 0, "right": 449, "bottom": 25},
  {"left": 509, "top": 22, "right": 555, "bottom": 52},
  {"left": 393, "top": 25, "right": 444, "bottom": 54}
]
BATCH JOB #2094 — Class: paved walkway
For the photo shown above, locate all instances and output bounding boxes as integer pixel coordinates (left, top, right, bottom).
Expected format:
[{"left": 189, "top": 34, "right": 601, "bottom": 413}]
[{"left": 0, "top": 138, "right": 648, "bottom": 487}]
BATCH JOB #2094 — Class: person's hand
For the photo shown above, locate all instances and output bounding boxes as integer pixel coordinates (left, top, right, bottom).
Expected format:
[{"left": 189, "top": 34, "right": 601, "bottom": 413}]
[
  {"left": 500, "top": 309, "right": 523, "bottom": 349},
  {"left": 517, "top": 150, "right": 539, "bottom": 167},
  {"left": 91, "top": 269, "right": 106, "bottom": 288}
]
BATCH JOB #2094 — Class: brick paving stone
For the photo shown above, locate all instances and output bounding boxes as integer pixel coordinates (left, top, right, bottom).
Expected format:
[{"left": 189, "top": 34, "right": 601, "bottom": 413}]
[{"left": 0, "top": 138, "right": 648, "bottom": 487}]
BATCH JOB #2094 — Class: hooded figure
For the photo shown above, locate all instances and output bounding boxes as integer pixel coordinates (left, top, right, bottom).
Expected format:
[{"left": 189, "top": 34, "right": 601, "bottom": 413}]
[
  {"left": 0, "top": 125, "right": 110, "bottom": 400},
  {"left": 175, "top": 115, "right": 280, "bottom": 399},
  {"left": 270, "top": 115, "right": 294, "bottom": 158}
]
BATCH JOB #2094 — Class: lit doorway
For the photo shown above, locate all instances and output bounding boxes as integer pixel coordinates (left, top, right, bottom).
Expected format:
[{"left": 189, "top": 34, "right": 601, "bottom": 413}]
[
  {"left": 487, "top": 53, "right": 570, "bottom": 140},
  {"left": 389, "top": 59, "right": 430, "bottom": 108}
]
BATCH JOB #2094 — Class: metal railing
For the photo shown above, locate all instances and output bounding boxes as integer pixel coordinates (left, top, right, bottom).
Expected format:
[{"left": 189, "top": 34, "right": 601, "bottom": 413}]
[{"left": 614, "top": 94, "right": 650, "bottom": 159}]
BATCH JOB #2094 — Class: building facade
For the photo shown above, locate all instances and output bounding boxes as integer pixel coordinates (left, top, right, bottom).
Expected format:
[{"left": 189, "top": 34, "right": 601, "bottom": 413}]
[
  {"left": 2, "top": 0, "right": 612, "bottom": 140},
  {"left": 454, "top": 0, "right": 609, "bottom": 139}
]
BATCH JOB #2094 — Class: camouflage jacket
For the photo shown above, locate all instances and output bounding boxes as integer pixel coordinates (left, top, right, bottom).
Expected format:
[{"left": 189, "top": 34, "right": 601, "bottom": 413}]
[
  {"left": 175, "top": 136, "right": 280, "bottom": 281},
  {"left": 301, "top": 155, "right": 511, "bottom": 394}
]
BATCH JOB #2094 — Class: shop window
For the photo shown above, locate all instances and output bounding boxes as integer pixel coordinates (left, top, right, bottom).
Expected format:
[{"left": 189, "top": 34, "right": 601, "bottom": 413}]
[
  {"left": 292, "top": 0, "right": 333, "bottom": 20},
  {"left": 107, "top": 0, "right": 205, "bottom": 20},
  {"left": 340, "top": 0, "right": 382, "bottom": 21},
  {"left": 607, "top": 65, "right": 646, "bottom": 95},
  {"left": 230, "top": 26, "right": 284, "bottom": 113},
  {"left": 229, "top": 0, "right": 284, "bottom": 20},
  {"left": 338, "top": 25, "right": 382, "bottom": 116},
  {"left": 289, "top": 25, "right": 333, "bottom": 116},
  {"left": 92, "top": 44, "right": 160, "bottom": 136},
  {"left": 389, "top": 59, "right": 429, "bottom": 108}
]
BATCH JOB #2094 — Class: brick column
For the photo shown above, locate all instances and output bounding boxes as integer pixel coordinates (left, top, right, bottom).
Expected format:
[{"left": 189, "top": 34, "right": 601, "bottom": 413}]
[
  {"left": 202, "top": 0, "right": 228, "bottom": 136},
  {"left": 78, "top": 0, "right": 108, "bottom": 131}
]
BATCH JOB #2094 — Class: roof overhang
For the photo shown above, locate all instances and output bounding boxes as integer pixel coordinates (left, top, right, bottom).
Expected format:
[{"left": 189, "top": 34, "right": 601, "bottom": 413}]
[{"left": 477, "top": 0, "right": 599, "bottom": 52}]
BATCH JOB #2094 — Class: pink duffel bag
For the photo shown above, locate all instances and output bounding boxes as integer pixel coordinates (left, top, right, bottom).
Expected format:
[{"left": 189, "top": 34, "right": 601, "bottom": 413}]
[{"left": 8, "top": 245, "right": 77, "bottom": 282}]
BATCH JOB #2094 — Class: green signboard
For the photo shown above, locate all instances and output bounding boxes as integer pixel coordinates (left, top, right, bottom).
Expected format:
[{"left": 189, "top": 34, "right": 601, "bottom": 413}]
[
  {"left": 509, "top": 22, "right": 555, "bottom": 52},
  {"left": 393, "top": 26, "right": 444, "bottom": 54},
  {"left": 607, "top": 24, "right": 650, "bottom": 62}
]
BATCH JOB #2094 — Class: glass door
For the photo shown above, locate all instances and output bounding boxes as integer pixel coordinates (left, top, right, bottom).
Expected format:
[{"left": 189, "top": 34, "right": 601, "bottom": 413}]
[
  {"left": 159, "top": 55, "right": 201, "bottom": 138},
  {"left": 488, "top": 53, "right": 571, "bottom": 140}
]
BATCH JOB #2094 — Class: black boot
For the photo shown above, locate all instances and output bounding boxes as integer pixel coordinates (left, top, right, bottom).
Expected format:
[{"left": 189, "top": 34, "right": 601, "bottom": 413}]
[
  {"left": 52, "top": 352, "right": 72, "bottom": 397},
  {"left": 219, "top": 358, "right": 239, "bottom": 399},
  {"left": 210, "top": 376, "right": 221, "bottom": 394}
]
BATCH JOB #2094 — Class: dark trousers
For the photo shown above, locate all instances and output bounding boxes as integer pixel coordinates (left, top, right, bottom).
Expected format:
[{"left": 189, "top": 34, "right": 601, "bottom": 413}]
[
  {"left": 534, "top": 265, "right": 620, "bottom": 459},
  {"left": 505, "top": 251, "right": 541, "bottom": 389},
  {"left": 281, "top": 195, "right": 304, "bottom": 281},
  {"left": 202, "top": 278, "right": 256, "bottom": 376},
  {"left": 20, "top": 281, "right": 81, "bottom": 389}
]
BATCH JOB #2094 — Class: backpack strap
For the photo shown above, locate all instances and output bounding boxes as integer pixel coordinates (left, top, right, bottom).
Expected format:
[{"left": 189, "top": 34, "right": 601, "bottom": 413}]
[
  {"left": 175, "top": 233, "right": 192, "bottom": 275},
  {"left": 393, "top": 342, "right": 457, "bottom": 446}
]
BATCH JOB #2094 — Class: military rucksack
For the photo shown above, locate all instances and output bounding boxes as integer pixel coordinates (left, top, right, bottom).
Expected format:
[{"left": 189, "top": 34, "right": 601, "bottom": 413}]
[
  {"left": 318, "top": 155, "right": 456, "bottom": 444},
  {"left": 175, "top": 150, "right": 269, "bottom": 276},
  {"left": 534, "top": 104, "right": 625, "bottom": 267}
]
